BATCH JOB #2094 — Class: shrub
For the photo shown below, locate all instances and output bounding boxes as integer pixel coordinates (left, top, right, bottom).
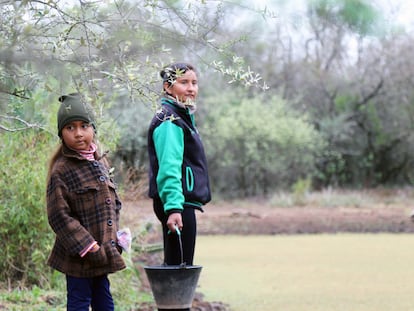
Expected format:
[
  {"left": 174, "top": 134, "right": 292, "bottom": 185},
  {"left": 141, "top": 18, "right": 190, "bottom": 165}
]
[
  {"left": 0, "top": 130, "right": 56, "bottom": 287},
  {"left": 202, "top": 90, "right": 325, "bottom": 198}
]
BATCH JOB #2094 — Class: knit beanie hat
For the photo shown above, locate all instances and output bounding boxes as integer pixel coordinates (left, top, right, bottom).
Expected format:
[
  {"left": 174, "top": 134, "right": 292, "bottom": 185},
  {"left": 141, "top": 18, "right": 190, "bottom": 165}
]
[{"left": 57, "top": 93, "right": 96, "bottom": 137}]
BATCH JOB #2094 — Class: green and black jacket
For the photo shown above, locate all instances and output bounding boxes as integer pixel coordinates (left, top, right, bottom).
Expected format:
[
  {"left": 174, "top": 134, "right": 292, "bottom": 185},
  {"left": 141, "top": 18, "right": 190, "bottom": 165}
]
[{"left": 147, "top": 97, "right": 211, "bottom": 214}]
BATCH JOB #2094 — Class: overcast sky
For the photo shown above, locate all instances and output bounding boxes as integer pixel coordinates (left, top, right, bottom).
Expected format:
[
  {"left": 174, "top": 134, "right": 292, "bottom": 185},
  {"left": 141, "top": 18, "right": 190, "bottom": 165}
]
[{"left": 249, "top": 0, "right": 414, "bottom": 32}]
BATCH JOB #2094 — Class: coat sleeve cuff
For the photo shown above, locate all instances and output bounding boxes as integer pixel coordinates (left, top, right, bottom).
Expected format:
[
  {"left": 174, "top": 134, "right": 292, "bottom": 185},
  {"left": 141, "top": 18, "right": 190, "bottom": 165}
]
[
  {"left": 79, "top": 241, "right": 98, "bottom": 257},
  {"left": 166, "top": 209, "right": 183, "bottom": 216}
]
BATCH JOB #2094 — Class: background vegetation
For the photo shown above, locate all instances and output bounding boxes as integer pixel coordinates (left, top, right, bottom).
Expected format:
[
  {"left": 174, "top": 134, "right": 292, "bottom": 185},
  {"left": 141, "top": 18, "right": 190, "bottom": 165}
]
[{"left": 1, "top": 0, "right": 414, "bottom": 307}]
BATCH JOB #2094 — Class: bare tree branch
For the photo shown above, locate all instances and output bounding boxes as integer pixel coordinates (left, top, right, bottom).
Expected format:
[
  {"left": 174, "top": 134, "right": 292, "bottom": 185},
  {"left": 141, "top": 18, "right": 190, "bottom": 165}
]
[
  {"left": 0, "top": 88, "right": 30, "bottom": 100},
  {"left": 0, "top": 115, "right": 46, "bottom": 132}
]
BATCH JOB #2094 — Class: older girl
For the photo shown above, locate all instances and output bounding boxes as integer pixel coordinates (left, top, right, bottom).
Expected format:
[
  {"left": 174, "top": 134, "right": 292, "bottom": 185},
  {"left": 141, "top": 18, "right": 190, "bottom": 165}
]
[{"left": 147, "top": 62, "right": 211, "bottom": 272}]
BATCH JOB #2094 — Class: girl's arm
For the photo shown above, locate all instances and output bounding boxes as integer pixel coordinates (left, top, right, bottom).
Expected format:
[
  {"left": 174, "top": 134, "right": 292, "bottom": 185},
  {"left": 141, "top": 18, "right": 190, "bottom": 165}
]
[
  {"left": 153, "top": 120, "right": 185, "bottom": 214},
  {"left": 47, "top": 175, "right": 96, "bottom": 256}
]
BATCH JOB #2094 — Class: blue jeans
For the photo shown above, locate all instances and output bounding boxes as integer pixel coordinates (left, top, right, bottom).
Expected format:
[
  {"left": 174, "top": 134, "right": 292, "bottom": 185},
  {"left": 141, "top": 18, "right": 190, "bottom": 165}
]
[{"left": 66, "top": 274, "right": 114, "bottom": 311}]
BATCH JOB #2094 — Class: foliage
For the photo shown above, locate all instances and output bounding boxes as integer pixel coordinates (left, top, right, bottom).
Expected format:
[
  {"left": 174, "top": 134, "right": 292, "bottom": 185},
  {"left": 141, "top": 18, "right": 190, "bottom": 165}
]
[
  {"left": 202, "top": 89, "right": 325, "bottom": 198},
  {"left": 2, "top": 0, "right": 411, "bottom": 191},
  {"left": 291, "top": 177, "right": 312, "bottom": 205},
  {"left": 0, "top": 90, "right": 58, "bottom": 287},
  {"left": 0, "top": 129, "right": 54, "bottom": 287},
  {"left": 0, "top": 0, "right": 265, "bottom": 103},
  {"left": 308, "top": 0, "right": 383, "bottom": 36},
  {"left": 108, "top": 93, "right": 153, "bottom": 190},
  {"left": 0, "top": 0, "right": 269, "bottom": 190},
  {"left": 0, "top": 285, "right": 65, "bottom": 310}
]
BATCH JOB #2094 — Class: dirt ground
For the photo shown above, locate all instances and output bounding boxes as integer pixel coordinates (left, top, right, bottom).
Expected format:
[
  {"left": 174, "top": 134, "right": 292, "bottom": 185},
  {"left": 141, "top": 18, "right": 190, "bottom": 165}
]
[
  {"left": 122, "top": 193, "right": 414, "bottom": 311},
  {"left": 122, "top": 197, "right": 414, "bottom": 236}
]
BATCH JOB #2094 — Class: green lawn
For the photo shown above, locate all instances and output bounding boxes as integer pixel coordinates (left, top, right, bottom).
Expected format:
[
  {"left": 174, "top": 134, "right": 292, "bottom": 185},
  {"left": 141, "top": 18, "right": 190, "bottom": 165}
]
[{"left": 196, "top": 234, "right": 414, "bottom": 311}]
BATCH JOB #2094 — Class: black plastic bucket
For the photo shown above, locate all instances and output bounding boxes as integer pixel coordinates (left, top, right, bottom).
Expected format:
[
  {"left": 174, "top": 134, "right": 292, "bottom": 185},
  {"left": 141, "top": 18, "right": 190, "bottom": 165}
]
[
  {"left": 144, "top": 264, "right": 202, "bottom": 309},
  {"left": 144, "top": 226, "right": 202, "bottom": 309}
]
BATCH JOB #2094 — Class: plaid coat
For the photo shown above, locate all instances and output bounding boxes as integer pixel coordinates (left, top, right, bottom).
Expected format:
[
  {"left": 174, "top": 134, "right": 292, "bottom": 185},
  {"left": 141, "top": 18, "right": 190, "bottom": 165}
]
[{"left": 46, "top": 145, "right": 126, "bottom": 278}]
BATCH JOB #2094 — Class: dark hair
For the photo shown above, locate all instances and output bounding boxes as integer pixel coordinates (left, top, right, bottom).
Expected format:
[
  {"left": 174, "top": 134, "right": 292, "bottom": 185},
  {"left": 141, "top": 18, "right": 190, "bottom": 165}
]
[{"left": 160, "top": 62, "right": 197, "bottom": 87}]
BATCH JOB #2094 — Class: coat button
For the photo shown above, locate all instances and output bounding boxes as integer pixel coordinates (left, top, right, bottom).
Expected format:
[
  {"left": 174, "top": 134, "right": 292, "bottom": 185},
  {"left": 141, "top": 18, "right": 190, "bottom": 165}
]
[
  {"left": 93, "top": 161, "right": 99, "bottom": 167},
  {"left": 111, "top": 240, "right": 116, "bottom": 246},
  {"left": 107, "top": 219, "right": 113, "bottom": 226},
  {"left": 105, "top": 198, "right": 111, "bottom": 204},
  {"left": 99, "top": 176, "right": 106, "bottom": 182}
]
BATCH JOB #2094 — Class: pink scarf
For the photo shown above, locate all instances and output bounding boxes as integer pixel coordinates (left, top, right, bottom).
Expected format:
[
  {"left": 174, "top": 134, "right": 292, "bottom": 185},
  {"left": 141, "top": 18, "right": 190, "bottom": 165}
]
[{"left": 78, "top": 143, "right": 97, "bottom": 161}]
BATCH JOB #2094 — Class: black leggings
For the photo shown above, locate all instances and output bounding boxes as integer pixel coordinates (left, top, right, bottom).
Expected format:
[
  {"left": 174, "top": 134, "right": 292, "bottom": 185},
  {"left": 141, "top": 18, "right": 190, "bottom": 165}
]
[{"left": 153, "top": 199, "right": 197, "bottom": 266}]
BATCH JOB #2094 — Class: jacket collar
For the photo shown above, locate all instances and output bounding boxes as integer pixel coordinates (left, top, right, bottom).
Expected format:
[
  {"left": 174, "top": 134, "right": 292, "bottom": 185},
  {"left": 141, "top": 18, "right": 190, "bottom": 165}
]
[
  {"left": 161, "top": 95, "right": 197, "bottom": 114},
  {"left": 61, "top": 143, "right": 89, "bottom": 161}
]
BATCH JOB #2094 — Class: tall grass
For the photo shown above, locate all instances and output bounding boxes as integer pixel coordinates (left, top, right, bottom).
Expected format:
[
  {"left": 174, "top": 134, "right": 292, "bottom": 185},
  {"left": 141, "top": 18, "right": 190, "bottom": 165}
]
[
  {"left": 196, "top": 234, "right": 414, "bottom": 311},
  {"left": 269, "top": 187, "right": 414, "bottom": 208}
]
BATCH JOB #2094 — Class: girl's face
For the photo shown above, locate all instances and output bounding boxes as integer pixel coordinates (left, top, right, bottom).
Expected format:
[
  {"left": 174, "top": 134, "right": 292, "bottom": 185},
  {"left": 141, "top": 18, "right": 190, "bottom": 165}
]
[
  {"left": 164, "top": 70, "right": 198, "bottom": 103},
  {"left": 61, "top": 120, "right": 94, "bottom": 151}
]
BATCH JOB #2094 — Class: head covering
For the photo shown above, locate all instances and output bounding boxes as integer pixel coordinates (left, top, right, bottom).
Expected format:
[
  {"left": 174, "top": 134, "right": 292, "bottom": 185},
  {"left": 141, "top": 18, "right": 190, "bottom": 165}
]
[
  {"left": 57, "top": 93, "right": 96, "bottom": 137},
  {"left": 160, "top": 62, "right": 196, "bottom": 87}
]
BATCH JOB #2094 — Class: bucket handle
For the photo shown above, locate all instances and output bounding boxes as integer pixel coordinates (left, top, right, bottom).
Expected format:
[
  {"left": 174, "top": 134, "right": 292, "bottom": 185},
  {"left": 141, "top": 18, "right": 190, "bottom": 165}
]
[{"left": 168, "top": 225, "right": 185, "bottom": 267}]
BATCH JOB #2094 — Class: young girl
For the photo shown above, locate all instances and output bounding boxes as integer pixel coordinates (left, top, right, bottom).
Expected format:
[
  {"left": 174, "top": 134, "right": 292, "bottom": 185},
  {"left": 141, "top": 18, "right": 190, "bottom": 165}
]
[
  {"left": 46, "top": 93, "right": 126, "bottom": 311},
  {"left": 147, "top": 62, "right": 211, "bottom": 273}
]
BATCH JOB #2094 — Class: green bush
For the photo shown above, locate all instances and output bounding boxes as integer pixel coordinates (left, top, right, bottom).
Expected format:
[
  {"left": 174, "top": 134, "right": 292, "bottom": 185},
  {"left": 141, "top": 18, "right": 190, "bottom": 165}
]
[
  {"left": 0, "top": 130, "right": 56, "bottom": 287},
  {"left": 202, "top": 90, "right": 325, "bottom": 198}
]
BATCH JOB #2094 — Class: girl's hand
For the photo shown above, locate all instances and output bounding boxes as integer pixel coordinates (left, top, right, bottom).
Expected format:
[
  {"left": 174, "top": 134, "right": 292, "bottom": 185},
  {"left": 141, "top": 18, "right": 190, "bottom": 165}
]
[
  {"left": 167, "top": 212, "right": 183, "bottom": 233},
  {"left": 89, "top": 243, "right": 100, "bottom": 253}
]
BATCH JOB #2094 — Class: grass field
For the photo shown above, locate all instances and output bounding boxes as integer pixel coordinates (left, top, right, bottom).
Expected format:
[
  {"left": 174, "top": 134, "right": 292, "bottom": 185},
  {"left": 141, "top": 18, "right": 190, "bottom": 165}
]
[{"left": 196, "top": 234, "right": 414, "bottom": 311}]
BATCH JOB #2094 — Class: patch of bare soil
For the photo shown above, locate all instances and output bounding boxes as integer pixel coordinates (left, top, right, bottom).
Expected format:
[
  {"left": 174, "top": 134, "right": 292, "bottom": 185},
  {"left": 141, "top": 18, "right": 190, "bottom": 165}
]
[
  {"left": 122, "top": 196, "right": 414, "bottom": 310},
  {"left": 199, "top": 204, "right": 414, "bottom": 235},
  {"left": 123, "top": 198, "right": 414, "bottom": 236}
]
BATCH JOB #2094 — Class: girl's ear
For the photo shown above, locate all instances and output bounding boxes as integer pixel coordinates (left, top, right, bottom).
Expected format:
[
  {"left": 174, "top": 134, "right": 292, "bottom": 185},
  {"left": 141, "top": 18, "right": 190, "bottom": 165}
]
[{"left": 163, "top": 81, "right": 171, "bottom": 93}]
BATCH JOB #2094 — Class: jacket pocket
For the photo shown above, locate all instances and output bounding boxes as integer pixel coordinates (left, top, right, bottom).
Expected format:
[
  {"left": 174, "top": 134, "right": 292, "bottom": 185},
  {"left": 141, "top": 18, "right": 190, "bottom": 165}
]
[
  {"left": 185, "top": 166, "right": 194, "bottom": 192},
  {"left": 74, "top": 183, "right": 99, "bottom": 196},
  {"left": 70, "top": 182, "right": 100, "bottom": 213},
  {"left": 85, "top": 242, "right": 109, "bottom": 266}
]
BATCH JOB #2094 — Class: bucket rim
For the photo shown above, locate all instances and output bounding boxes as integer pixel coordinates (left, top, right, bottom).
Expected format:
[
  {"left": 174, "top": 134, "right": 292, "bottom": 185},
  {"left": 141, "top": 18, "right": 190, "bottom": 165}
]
[{"left": 143, "top": 264, "right": 202, "bottom": 270}]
